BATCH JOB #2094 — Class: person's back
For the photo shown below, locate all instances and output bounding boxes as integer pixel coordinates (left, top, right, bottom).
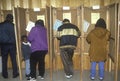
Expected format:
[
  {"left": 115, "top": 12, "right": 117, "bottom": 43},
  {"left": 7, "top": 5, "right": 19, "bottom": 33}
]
[
  {"left": 21, "top": 42, "right": 31, "bottom": 60},
  {"left": 28, "top": 19, "right": 48, "bottom": 81},
  {"left": 57, "top": 19, "right": 81, "bottom": 79},
  {"left": 21, "top": 35, "right": 31, "bottom": 60},
  {"left": 0, "top": 18, "right": 15, "bottom": 44},
  {"left": 28, "top": 24, "right": 48, "bottom": 52},
  {"left": 21, "top": 35, "right": 31, "bottom": 79},
  {"left": 0, "top": 14, "right": 19, "bottom": 79},
  {"left": 86, "top": 18, "right": 110, "bottom": 80},
  {"left": 86, "top": 18, "right": 110, "bottom": 62},
  {"left": 2, "top": 20, "right": 15, "bottom": 42},
  {"left": 57, "top": 19, "right": 80, "bottom": 49}
]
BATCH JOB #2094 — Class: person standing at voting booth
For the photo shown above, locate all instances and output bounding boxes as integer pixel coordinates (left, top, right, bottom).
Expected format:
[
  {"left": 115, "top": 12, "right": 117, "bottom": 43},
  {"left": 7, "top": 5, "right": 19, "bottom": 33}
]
[
  {"left": 86, "top": 18, "right": 110, "bottom": 80},
  {"left": 21, "top": 35, "right": 31, "bottom": 80},
  {"left": 0, "top": 14, "right": 19, "bottom": 78},
  {"left": 28, "top": 19, "right": 48, "bottom": 81},
  {"left": 57, "top": 19, "right": 81, "bottom": 79}
]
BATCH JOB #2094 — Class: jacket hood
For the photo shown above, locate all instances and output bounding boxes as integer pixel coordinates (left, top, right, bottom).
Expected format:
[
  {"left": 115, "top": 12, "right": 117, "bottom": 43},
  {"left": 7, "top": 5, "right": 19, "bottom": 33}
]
[{"left": 92, "top": 27, "right": 108, "bottom": 39}]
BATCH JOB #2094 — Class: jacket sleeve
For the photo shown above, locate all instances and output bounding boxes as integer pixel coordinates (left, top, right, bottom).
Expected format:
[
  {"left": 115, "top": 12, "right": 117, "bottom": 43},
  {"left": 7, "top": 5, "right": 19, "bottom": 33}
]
[
  {"left": 86, "top": 32, "right": 92, "bottom": 44},
  {"left": 28, "top": 27, "right": 35, "bottom": 43},
  {"left": 76, "top": 28, "right": 81, "bottom": 37},
  {"left": 106, "top": 31, "right": 111, "bottom": 41},
  {"left": 21, "top": 44, "right": 25, "bottom": 59},
  {"left": 56, "top": 27, "right": 61, "bottom": 40}
]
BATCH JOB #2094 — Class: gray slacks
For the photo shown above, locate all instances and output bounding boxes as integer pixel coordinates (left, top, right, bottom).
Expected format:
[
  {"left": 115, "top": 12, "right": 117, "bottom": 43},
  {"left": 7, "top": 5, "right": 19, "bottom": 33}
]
[{"left": 60, "top": 48, "right": 74, "bottom": 75}]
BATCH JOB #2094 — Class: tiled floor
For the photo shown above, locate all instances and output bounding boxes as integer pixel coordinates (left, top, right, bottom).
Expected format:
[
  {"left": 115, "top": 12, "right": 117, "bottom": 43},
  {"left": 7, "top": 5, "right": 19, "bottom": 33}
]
[{"left": 0, "top": 69, "right": 116, "bottom": 81}]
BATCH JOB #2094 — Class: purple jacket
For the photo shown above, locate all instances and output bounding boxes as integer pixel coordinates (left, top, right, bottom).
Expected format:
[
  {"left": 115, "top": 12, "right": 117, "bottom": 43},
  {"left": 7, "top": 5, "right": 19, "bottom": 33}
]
[{"left": 28, "top": 25, "right": 48, "bottom": 52}]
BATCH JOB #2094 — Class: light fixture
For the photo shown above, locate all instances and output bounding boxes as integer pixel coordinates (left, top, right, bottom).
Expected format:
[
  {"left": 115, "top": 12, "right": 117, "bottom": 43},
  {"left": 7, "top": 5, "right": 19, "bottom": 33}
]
[
  {"left": 63, "top": 6, "right": 70, "bottom": 10},
  {"left": 34, "top": 8, "right": 40, "bottom": 11},
  {"left": 92, "top": 5, "right": 100, "bottom": 9}
]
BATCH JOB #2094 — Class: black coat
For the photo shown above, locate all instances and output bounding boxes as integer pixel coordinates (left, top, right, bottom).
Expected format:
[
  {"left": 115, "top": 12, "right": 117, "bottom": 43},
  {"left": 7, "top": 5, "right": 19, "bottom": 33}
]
[{"left": 0, "top": 20, "right": 16, "bottom": 44}]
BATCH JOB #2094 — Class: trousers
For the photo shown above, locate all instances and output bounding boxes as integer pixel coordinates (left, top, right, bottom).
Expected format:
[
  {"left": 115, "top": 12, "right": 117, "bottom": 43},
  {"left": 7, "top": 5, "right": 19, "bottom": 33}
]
[
  {"left": 60, "top": 48, "right": 74, "bottom": 75},
  {"left": 30, "top": 50, "right": 47, "bottom": 78},
  {"left": 90, "top": 61, "right": 104, "bottom": 78},
  {"left": 1, "top": 44, "right": 18, "bottom": 76},
  {"left": 25, "top": 59, "right": 30, "bottom": 75}
]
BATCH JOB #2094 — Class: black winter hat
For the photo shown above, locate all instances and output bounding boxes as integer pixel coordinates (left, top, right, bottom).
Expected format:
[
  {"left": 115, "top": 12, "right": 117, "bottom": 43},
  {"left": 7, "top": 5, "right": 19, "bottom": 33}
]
[
  {"left": 35, "top": 19, "right": 44, "bottom": 27},
  {"left": 6, "top": 14, "right": 13, "bottom": 20},
  {"left": 63, "top": 19, "right": 70, "bottom": 23},
  {"left": 95, "top": 18, "right": 106, "bottom": 29}
]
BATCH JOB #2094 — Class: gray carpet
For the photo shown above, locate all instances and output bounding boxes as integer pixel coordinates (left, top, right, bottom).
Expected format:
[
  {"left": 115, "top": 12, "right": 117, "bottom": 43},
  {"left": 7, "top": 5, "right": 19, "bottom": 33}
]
[{"left": 0, "top": 69, "right": 115, "bottom": 81}]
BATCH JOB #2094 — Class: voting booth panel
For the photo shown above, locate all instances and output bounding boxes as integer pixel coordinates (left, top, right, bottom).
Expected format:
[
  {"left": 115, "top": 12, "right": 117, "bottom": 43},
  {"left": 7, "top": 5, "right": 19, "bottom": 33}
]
[{"left": 53, "top": 8, "right": 81, "bottom": 71}]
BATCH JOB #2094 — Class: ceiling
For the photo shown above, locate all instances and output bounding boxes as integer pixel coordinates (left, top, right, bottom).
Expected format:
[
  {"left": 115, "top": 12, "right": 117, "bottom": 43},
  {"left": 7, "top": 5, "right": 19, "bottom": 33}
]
[{"left": 0, "top": 0, "right": 119, "bottom": 10}]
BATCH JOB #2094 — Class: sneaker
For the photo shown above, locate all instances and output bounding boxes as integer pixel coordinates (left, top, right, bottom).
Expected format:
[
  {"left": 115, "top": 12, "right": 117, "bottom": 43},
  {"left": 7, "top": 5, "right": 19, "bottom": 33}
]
[
  {"left": 38, "top": 75, "right": 44, "bottom": 79},
  {"left": 29, "top": 78, "right": 36, "bottom": 81},
  {"left": 65, "top": 74, "right": 72, "bottom": 79},
  {"left": 26, "top": 74, "right": 30, "bottom": 77},
  {"left": 90, "top": 77, "right": 95, "bottom": 80},
  {"left": 99, "top": 77, "right": 104, "bottom": 81},
  {"left": 27, "top": 76, "right": 32, "bottom": 80}
]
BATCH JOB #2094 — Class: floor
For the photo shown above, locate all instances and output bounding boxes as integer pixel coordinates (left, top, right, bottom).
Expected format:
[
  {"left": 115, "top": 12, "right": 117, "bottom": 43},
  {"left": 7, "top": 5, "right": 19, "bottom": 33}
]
[{"left": 0, "top": 69, "right": 116, "bottom": 81}]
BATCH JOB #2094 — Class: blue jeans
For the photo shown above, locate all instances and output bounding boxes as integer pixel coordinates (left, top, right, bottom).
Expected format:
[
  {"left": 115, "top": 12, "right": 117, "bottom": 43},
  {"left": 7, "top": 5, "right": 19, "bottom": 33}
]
[
  {"left": 25, "top": 59, "right": 30, "bottom": 75},
  {"left": 90, "top": 62, "right": 104, "bottom": 78}
]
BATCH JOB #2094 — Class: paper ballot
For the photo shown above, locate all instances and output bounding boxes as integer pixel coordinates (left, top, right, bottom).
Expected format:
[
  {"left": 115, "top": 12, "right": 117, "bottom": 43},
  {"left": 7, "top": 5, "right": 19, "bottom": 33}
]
[
  {"left": 26, "top": 21, "right": 35, "bottom": 32},
  {"left": 83, "top": 20, "right": 90, "bottom": 32},
  {"left": 53, "top": 19, "right": 62, "bottom": 30}
]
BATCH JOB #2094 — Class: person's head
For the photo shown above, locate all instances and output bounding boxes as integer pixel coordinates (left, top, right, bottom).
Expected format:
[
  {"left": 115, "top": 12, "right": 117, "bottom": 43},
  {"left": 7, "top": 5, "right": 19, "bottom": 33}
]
[
  {"left": 62, "top": 19, "right": 70, "bottom": 24},
  {"left": 6, "top": 14, "right": 13, "bottom": 22},
  {"left": 35, "top": 19, "right": 44, "bottom": 27},
  {"left": 95, "top": 18, "right": 106, "bottom": 29},
  {"left": 21, "top": 35, "right": 28, "bottom": 43}
]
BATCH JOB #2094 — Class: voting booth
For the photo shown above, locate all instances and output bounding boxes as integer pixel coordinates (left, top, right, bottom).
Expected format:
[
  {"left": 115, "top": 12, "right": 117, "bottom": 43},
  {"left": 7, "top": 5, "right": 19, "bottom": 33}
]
[{"left": 0, "top": 3, "right": 120, "bottom": 81}]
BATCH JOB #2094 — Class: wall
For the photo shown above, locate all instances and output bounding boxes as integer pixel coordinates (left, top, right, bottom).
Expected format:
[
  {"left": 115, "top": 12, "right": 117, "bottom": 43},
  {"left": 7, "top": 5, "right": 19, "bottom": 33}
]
[{"left": 0, "top": 0, "right": 118, "bottom": 10}]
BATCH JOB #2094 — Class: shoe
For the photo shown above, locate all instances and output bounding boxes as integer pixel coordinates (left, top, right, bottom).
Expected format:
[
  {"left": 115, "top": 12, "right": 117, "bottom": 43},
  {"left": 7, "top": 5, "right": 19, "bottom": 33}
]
[
  {"left": 13, "top": 73, "right": 19, "bottom": 78},
  {"left": 29, "top": 78, "right": 36, "bottom": 81},
  {"left": 90, "top": 77, "right": 95, "bottom": 80},
  {"left": 26, "top": 74, "right": 30, "bottom": 80},
  {"left": 2, "top": 75, "right": 8, "bottom": 79},
  {"left": 38, "top": 75, "right": 44, "bottom": 79},
  {"left": 99, "top": 77, "right": 104, "bottom": 81},
  {"left": 27, "top": 76, "right": 32, "bottom": 80},
  {"left": 65, "top": 74, "right": 72, "bottom": 79},
  {"left": 26, "top": 74, "right": 30, "bottom": 77}
]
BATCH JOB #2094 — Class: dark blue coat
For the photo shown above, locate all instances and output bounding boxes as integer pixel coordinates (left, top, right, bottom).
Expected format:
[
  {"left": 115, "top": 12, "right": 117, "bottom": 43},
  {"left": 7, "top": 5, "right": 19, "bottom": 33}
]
[
  {"left": 21, "top": 43, "right": 31, "bottom": 60},
  {"left": 0, "top": 20, "right": 16, "bottom": 44}
]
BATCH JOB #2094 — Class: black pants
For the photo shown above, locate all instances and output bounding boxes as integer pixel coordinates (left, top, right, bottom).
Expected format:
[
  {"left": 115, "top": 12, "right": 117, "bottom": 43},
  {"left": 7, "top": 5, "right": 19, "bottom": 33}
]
[
  {"left": 1, "top": 44, "right": 18, "bottom": 76},
  {"left": 30, "top": 50, "right": 47, "bottom": 78}
]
